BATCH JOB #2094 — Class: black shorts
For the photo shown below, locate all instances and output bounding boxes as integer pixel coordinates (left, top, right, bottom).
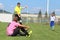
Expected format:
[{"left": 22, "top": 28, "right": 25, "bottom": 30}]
[
  {"left": 11, "top": 27, "right": 20, "bottom": 36},
  {"left": 10, "top": 27, "right": 26, "bottom": 36}
]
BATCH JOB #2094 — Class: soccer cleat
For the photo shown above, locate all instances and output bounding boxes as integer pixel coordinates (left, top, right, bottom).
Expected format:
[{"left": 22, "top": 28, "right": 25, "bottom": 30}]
[
  {"left": 28, "top": 30, "right": 32, "bottom": 37},
  {"left": 26, "top": 30, "right": 32, "bottom": 37},
  {"left": 29, "top": 30, "right": 32, "bottom": 34}
]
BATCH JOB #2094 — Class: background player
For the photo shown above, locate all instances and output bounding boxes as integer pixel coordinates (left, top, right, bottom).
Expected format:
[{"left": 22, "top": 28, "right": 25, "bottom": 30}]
[{"left": 50, "top": 12, "right": 56, "bottom": 30}]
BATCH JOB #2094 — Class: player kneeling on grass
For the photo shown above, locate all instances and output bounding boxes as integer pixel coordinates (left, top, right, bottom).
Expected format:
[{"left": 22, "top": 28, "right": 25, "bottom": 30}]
[
  {"left": 6, "top": 15, "right": 32, "bottom": 37},
  {"left": 50, "top": 12, "right": 56, "bottom": 31}
]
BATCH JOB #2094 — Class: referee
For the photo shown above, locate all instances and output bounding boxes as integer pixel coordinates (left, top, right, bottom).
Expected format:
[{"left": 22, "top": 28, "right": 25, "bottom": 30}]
[{"left": 14, "top": 2, "right": 28, "bottom": 24}]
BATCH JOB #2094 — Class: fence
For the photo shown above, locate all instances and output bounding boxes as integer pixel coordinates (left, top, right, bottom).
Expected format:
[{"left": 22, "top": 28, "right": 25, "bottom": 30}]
[
  {"left": 0, "top": 13, "right": 60, "bottom": 24},
  {"left": 0, "top": 13, "right": 12, "bottom": 22},
  {"left": 0, "top": 13, "right": 47, "bottom": 22}
]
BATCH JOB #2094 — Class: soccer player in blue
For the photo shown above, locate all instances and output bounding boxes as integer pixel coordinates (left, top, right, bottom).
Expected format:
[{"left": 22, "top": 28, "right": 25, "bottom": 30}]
[{"left": 50, "top": 12, "right": 56, "bottom": 30}]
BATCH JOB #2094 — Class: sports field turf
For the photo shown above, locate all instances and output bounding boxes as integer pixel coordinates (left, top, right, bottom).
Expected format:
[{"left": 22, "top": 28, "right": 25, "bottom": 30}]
[{"left": 0, "top": 22, "right": 60, "bottom": 40}]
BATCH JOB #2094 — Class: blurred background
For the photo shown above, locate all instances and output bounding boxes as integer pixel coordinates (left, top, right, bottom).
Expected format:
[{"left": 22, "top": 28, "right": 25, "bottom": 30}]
[{"left": 0, "top": 0, "right": 60, "bottom": 25}]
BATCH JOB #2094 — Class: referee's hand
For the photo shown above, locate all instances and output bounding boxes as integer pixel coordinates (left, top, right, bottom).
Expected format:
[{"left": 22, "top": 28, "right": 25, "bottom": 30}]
[
  {"left": 25, "top": 5, "right": 28, "bottom": 8},
  {"left": 18, "top": 14, "right": 21, "bottom": 17}
]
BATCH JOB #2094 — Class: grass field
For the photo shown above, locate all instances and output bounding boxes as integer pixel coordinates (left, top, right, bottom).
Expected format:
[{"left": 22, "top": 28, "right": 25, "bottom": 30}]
[{"left": 0, "top": 22, "right": 60, "bottom": 40}]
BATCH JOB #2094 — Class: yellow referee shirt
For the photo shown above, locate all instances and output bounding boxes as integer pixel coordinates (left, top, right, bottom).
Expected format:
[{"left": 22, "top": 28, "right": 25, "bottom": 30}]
[{"left": 14, "top": 6, "right": 22, "bottom": 15}]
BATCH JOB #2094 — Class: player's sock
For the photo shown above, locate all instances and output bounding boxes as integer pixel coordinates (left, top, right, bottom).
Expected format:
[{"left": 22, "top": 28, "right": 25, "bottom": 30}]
[
  {"left": 21, "top": 28, "right": 29, "bottom": 36},
  {"left": 52, "top": 26, "right": 54, "bottom": 30},
  {"left": 50, "top": 26, "right": 52, "bottom": 30}
]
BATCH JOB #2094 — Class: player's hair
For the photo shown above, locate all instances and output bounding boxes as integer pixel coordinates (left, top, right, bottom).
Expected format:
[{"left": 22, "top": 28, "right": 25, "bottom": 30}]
[
  {"left": 52, "top": 11, "right": 55, "bottom": 16},
  {"left": 14, "top": 14, "right": 19, "bottom": 18},
  {"left": 14, "top": 14, "right": 20, "bottom": 21}
]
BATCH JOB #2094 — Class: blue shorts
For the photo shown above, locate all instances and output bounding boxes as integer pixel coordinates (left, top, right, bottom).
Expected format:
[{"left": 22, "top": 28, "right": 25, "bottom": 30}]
[{"left": 50, "top": 21, "right": 54, "bottom": 27}]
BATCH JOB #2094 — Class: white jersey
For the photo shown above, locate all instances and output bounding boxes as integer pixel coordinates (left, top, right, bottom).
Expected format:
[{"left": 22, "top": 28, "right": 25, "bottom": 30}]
[{"left": 50, "top": 16, "right": 55, "bottom": 21}]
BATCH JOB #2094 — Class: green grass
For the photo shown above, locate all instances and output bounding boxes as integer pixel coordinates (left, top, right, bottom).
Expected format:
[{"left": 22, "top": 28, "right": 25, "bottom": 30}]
[{"left": 0, "top": 22, "right": 60, "bottom": 40}]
